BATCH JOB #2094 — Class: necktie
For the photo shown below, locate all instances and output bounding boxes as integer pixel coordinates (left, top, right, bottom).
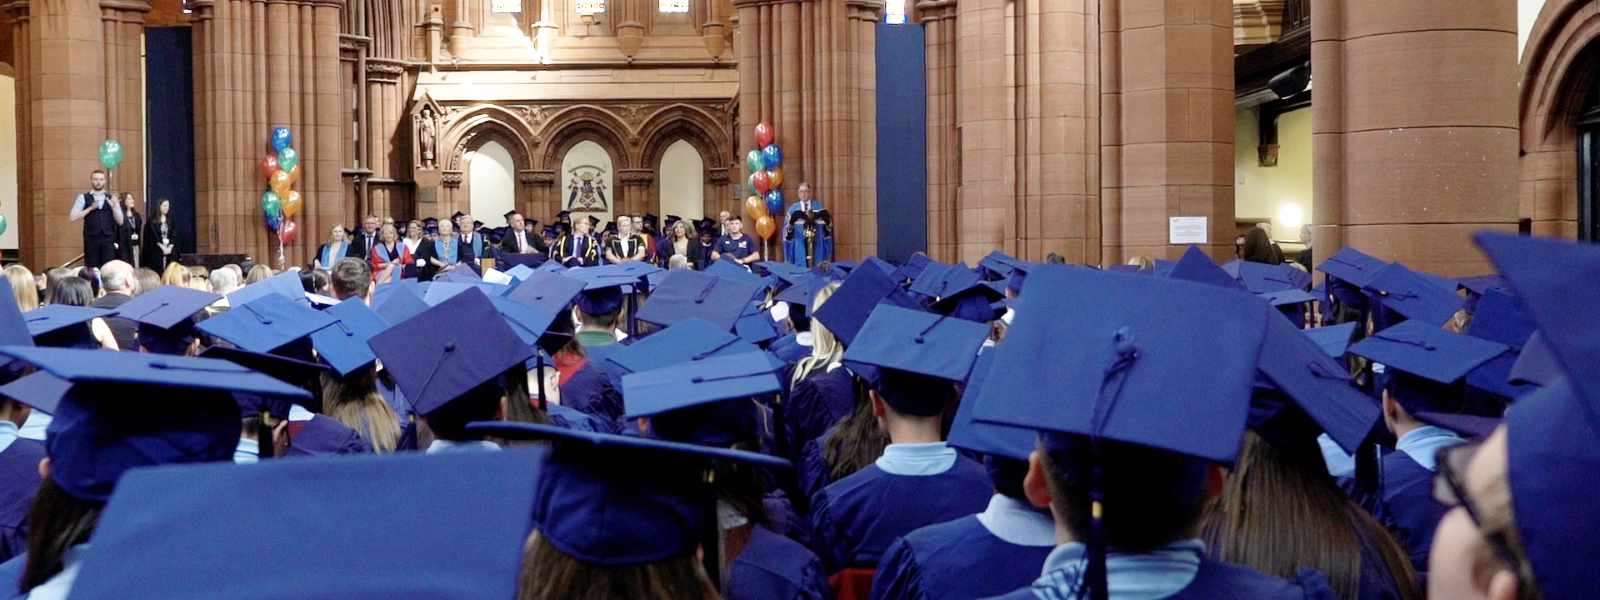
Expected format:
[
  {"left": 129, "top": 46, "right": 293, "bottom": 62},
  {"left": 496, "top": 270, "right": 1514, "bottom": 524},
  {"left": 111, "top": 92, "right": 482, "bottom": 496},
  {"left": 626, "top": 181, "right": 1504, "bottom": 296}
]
[{"left": 517, "top": 232, "right": 525, "bottom": 252}]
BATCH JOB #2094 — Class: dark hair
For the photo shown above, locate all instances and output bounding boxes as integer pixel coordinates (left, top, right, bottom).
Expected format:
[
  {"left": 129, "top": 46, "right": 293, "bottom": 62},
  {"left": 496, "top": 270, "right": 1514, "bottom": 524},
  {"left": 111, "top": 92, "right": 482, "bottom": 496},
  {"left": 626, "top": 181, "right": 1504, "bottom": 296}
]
[
  {"left": 1201, "top": 431, "right": 1422, "bottom": 600},
  {"left": 1242, "top": 228, "right": 1278, "bottom": 264},
  {"left": 77, "top": 269, "right": 100, "bottom": 298},
  {"left": 1041, "top": 434, "right": 1212, "bottom": 552},
  {"left": 20, "top": 479, "right": 104, "bottom": 592},
  {"left": 986, "top": 455, "right": 1032, "bottom": 502},
  {"left": 330, "top": 257, "right": 372, "bottom": 300},
  {"left": 823, "top": 378, "right": 890, "bottom": 482},
  {"left": 498, "top": 366, "right": 551, "bottom": 432},
  {"left": 51, "top": 277, "right": 94, "bottom": 307},
  {"left": 517, "top": 532, "right": 717, "bottom": 600},
  {"left": 424, "top": 378, "right": 504, "bottom": 442}
]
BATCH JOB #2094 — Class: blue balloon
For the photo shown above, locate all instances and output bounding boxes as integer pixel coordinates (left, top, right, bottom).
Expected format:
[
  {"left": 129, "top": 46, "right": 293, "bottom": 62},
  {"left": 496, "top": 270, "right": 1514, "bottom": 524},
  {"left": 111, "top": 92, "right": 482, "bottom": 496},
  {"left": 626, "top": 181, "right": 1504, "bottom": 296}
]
[
  {"left": 265, "top": 211, "right": 282, "bottom": 231},
  {"left": 762, "top": 144, "right": 783, "bottom": 169},
  {"left": 270, "top": 127, "right": 293, "bottom": 153},
  {"left": 765, "top": 189, "right": 785, "bottom": 217}
]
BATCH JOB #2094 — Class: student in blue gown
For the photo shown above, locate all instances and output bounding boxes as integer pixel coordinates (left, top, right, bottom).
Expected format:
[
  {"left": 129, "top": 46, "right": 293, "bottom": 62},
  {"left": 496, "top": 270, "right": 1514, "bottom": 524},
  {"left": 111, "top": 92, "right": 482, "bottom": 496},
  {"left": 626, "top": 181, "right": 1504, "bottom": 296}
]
[
  {"left": 785, "top": 283, "right": 852, "bottom": 456},
  {"left": 0, "top": 347, "right": 307, "bottom": 600},
  {"left": 1427, "top": 232, "right": 1600, "bottom": 600},
  {"left": 1199, "top": 315, "right": 1421, "bottom": 600},
  {"left": 309, "top": 299, "right": 404, "bottom": 452},
  {"left": 976, "top": 266, "right": 1333, "bottom": 600},
  {"left": 810, "top": 304, "right": 993, "bottom": 573},
  {"left": 870, "top": 352, "right": 1055, "bottom": 600},
  {"left": 369, "top": 287, "right": 537, "bottom": 454},
  {"left": 622, "top": 351, "right": 830, "bottom": 600},
  {"left": 0, "top": 375, "right": 49, "bottom": 565},
  {"left": 555, "top": 276, "right": 632, "bottom": 426},
  {"left": 1347, "top": 320, "right": 1508, "bottom": 572}
]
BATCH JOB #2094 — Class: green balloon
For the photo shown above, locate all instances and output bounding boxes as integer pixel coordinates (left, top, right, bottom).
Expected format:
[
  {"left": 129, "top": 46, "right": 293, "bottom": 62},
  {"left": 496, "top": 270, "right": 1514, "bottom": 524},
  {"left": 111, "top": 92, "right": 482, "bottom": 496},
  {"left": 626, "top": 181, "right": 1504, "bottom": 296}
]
[
  {"left": 0, "top": 215, "right": 9, "bottom": 236},
  {"left": 745, "top": 149, "right": 764, "bottom": 174},
  {"left": 99, "top": 139, "right": 123, "bottom": 170},
  {"left": 278, "top": 147, "right": 301, "bottom": 172}
]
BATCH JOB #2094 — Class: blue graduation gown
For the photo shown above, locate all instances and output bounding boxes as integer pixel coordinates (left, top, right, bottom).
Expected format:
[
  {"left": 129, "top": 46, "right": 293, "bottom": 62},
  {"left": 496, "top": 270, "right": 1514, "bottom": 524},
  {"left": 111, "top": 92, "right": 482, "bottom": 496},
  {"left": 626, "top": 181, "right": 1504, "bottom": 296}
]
[
  {"left": 788, "top": 369, "right": 856, "bottom": 464},
  {"left": 728, "top": 525, "right": 831, "bottom": 600},
  {"left": 548, "top": 403, "right": 617, "bottom": 434},
  {"left": 0, "top": 439, "right": 45, "bottom": 564},
  {"left": 983, "top": 558, "right": 1335, "bottom": 600},
  {"left": 285, "top": 415, "right": 372, "bottom": 457},
  {"left": 762, "top": 491, "right": 816, "bottom": 552},
  {"left": 559, "top": 362, "right": 625, "bottom": 428},
  {"left": 1356, "top": 525, "right": 1408, "bottom": 600},
  {"left": 797, "top": 427, "right": 836, "bottom": 508},
  {"left": 871, "top": 515, "right": 1051, "bottom": 600},
  {"left": 1377, "top": 452, "right": 1446, "bottom": 573},
  {"left": 810, "top": 458, "right": 991, "bottom": 572},
  {"left": 0, "top": 552, "right": 23, "bottom": 600}
]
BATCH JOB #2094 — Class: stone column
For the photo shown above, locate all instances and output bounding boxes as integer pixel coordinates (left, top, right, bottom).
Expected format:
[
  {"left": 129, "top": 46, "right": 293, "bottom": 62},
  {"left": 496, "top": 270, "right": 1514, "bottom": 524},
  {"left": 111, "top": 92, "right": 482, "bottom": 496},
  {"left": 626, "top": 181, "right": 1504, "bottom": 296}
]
[
  {"left": 1311, "top": 1, "right": 1518, "bottom": 276},
  {"left": 101, "top": 0, "right": 150, "bottom": 199},
  {"left": 1099, "top": 0, "right": 1234, "bottom": 264},
  {"left": 617, "top": 168, "right": 655, "bottom": 218},
  {"left": 918, "top": 0, "right": 957, "bottom": 261}
]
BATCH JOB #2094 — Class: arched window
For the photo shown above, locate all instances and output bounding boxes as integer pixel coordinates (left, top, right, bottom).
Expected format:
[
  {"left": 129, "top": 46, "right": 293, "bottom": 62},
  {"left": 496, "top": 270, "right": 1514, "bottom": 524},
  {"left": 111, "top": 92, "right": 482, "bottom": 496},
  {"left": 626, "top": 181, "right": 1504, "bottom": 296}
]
[
  {"left": 1579, "top": 84, "right": 1600, "bottom": 241},
  {"left": 884, "top": 0, "right": 907, "bottom": 24}
]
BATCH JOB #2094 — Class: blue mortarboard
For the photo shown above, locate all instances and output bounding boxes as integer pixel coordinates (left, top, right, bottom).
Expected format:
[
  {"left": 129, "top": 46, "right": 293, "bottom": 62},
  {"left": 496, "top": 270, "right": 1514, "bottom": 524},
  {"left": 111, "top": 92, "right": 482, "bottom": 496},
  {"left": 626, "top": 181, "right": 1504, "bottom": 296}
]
[
  {"left": 862, "top": 256, "right": 897, "bottom": 276},
  {"left": 1349, "top": 320, "right": 1508, "bottom": 414},
  {"left": 910, "top": 262, "right": 983, "bottom": 300},
  {"left": 368, "top": 287, "right": 533, "bottom": 416},
  {"left": 1464, "top": 287, "right": 1535, "bottom": 349},
  {"left": 973, "top": 266, "right": 1267, "bottom": 463},
  {"left": 756, "top": 261, "right": 812, "bottom": 286},
  {"left": 504, "top": 264, "right": 536, "bottom": 281},
  {"left": 893, "top": 253, "right": 939, "bottom": 285},
  {"left": 842, "top": 305, "right": 989, "bottom": 416},
  {"left": 229, "top": 271, "right": 311, "bottom": 307},
  {"left": 1261, "top": 288, "right": 1318, "bottom": 308},
  {"left": 505, "top": 270, "right": 587, "bottom": 312},
  {"left": 1361, "top": 263, "right": 1464, "bottom": 327},
  {"left": 462, "top": 422, "right": 786, "bottom": 567},
  {"left": 372, "top": 283, "right": 429, "bottom": 324},
  {"left": 0, "top": 277, "right": 33, "bottom": 348},
  {"left": 490, "top": 297, "right": 574, "bottom": 360},
  {"left": 68, "top": 449, "right": 545, "bottom": 600},
  {"left": 1006, "top": 262, "right": 1034, "bottom": 296},
  {"left": 1456, "top": 274, "right": 1505, "bottom": 297},
  {"left": 198, "top": 345, "right": 330, "bottom": 418},
  {"left": 1303, "top": 322, "right": 1358, "bottom": 358},
  {"left": 0, "top": 370, "right": 69, "bottom": 415},
  {"left": 829, "top": 260, "right": 858, "bottom": 278},
  {"left": 930, "top": 277, "right": 1007, "bottom": 323},
  {"left": 1165, "top": 245, "right": 1246, "bottom": 291},
  {"left": 569, "top": 277, "right": 630, "bottom": 317},
  {"left": 621, "top": 352, "right": 780, "bottom": 421},
  {"left": 602, "top": 319, "right": 759, "bottom": 376},
  {"left": 105, "top": 286, "right": 221, "bottom": 354},
  {"left": 774, "top": 274, "right": 829, "bottom": 309},
  {"left": 705, "top": 258, "right": 763, "bottom": 286},
  {"left": 197, "top": 293, "right": 335, "bottom": 355},
  {"left": 1255, "top": 313, "right": 1381, "bottom": 454},
  {"left": 638, "top": 269, "right": 762, "bottom": 332},
  {"left": 811, "top": 262, "right": 922, "bottom": 347},
  {"left": 946, "top": 351, "right": 1035, "bottom": 461},
  {"left": 424, "top": 280, "right": 509, "bottom": 306},
  {"left": 978, "top": 251, "right": 1024, "bottom": 280},
  {"left": 1509, "top": 331, "right": 1561, "bottom": 388},
  {"left": 1236, "top": 261, "right": 1303, "bottom": 294},
  {"left": 1317, "top": 247, "right": 1386, "bottom": 286},
  {"left": 734, "top": 312, "right": 779, "bottom": 345},
  {"left": 0, "top": 346, "right": 307, "bottom": 501},
  {"left": 309, "top": 299, "right": 391, "bottom": 376},
  {"left": 24, "top": 304, "right": 113, "bottom": 348},
  {"left": 1463, "top": 351, "right": 1540, "bottom": 403}
]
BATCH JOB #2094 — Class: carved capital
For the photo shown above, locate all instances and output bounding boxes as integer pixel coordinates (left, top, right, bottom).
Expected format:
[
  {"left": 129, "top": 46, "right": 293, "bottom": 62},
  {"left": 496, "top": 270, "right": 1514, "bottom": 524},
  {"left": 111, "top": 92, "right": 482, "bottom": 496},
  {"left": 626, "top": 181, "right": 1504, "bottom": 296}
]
[
  {"left": 527, "top": 170, "right": 558, "bottom": 185},
  {"left": 366, "top": 59, "right": 407, "bottom": 83},
  {"left": 706, "top": 167, "right": 731, "bottom": 185},
  {"left": 616, "top": 169, "right": 655, "bottom": 186},
  {"left": 441, "top": 171, "right": 464, "bottom": 188}
]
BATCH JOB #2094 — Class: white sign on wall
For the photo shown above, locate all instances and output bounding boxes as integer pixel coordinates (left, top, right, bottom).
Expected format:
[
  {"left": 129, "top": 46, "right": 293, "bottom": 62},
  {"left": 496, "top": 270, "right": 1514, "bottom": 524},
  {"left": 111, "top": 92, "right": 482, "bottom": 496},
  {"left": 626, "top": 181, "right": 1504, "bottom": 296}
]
[
  {"left": 491, "top": 0, "right": 520, "bottom": 12},
  {"left": 1168, "top": 216, "right": 1208, "bottom": 245}
]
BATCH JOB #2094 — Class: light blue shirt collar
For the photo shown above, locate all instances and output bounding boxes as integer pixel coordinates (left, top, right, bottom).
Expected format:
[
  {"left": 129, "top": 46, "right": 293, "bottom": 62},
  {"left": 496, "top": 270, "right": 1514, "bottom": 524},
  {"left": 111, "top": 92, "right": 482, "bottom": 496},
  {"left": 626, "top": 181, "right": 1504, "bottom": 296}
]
[
  {"left": 874, "top": 442, "right": 957, "bottom": 476},
  {"left": 289, "top": 404, "right": 315, "bottom": 422},
  {"left": 24, "top": 543, "right": 88, "bottom": 600},
  {"left": 1318, "top": 433, "right": 1356, "bottom": 479},
  {"left": 426, "top": 439, "right": 501, "bottom": 454},
  {"left": 1031, "top": 539, "right": 1205, "bottom": 600},
  {"left": 976, "top": 494, "right": 1056, "bottom": 547},
  {"left": 0, "top": 421, "right": 17, "bottom": 456},
  {"left": 19, "top": 411, "right": 49, "bottom": 441},
  {"left": 1396, "top": 425, "right": 1462, "bottom": 471},
  {"left": 234, "top": 437, "right": 259, "bottom": 464}
]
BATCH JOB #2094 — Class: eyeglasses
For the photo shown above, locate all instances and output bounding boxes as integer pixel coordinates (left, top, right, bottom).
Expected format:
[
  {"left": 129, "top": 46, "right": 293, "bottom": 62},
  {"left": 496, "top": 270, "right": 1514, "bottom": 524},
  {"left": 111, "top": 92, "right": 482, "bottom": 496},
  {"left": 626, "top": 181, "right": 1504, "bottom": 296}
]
[{"left": 1433, "top": 441, "right": 1527, "bottom": 578}]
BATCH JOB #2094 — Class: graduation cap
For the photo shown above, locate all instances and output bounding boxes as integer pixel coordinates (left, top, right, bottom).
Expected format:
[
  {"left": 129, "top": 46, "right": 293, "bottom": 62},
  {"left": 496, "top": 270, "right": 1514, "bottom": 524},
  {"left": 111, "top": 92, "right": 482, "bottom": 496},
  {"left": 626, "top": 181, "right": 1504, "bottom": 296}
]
[
  {"left": 1508, "top": 331, "right": 1561, "bottom": 388},
  {"left": 229, "top": 271, "right": 311, "bottom": 307},
  {"left": 734, "top": 311, "right": 781, "bottom": 345},
  {"left": 929, "top": 272, "right": 1007, "bottom": 323},
  {"left": 1303, "top": 322, "right": 1358, "bottom": 359},
  {"left": 116, "top": 285, "right": 222, "bottom": 355},
  {"left": 1165, "top": 245, "right": 1245, "bottom": 291},
  {"left": 0, "top": 346, "right": 308, "bottom": 502},
  {"left": 24, "top": 304, "right": 114, "bottom": 349},
  {"left": 307, "top": 299, "right": 391, "bottom": 376},
  {"left": 755, "top": 261, "right": 813, "bottom": 287},
  {"left": 1472, "top": 231, "right": 1600, "bottom": 599},
  {"left": 372, "top": 282, "right": 429, "bottom": 325},
  {"left": 1255, "top": 312, "right": 1382, "bottom": 455},
  {"left": 909, "top": 262, "right": 980, "bottom": 300},
  {"left": 842, "top": 305, "right": 989, "bottom": 416},
  {"left": 1464, "top": 287, "right": 1534, "bottom": 349},
  {"left": 622, "top": 352, "right": 781, "bottom": 447},
  {"left": 1235, "top": 261, "right": 1303, "bottom": 294},
  {"left": 638, "top": 270, "right": 762, "bottom": 332},
  {"left": 774, "top": 274, "right": 831, "bottom": 312},
  {"left": 67, "top": 449, "right": 544, "bottom": 600},
  {"left": 946, "top": 351, "right": 1035, "bottom": 461},
  {"left": 424, "top": 280, "right": 509, "bottom": 306},
  {"left": 1260, "top": 288, "right": 1318, "bottom": 328},
  {"left": 565, "top": 273, "right": 632, "bottom": 318},
  {"left": 0, "top": 276, "right": 33, "bottom": 350},
  {"left": 893, "top": 253, "right": 938, "bottom": 285},
  {"left": 705, "top": 258, "right": 763, "bottom": 286},
  {"left": 977, "top": 250, "right": 1025, "bottom": 281},
  {"left": 490, "top": 296, "right": 572, "bottom": 358},
  {"left": 504, "top": 270, "right": 587, "bottom": 318},
  {"left": 0, "top": 370, "right": 69, "bottom": 415},
  {"left": 1006, "top": 262, "right": 1034, "bottom": 296},
  {"left": 811, "top": 261, "right": 922, "bottom": 347},
  {"left": 1317, "top": 247, "right": 1386, "bottom": 286},
  {"left": 462, "top": 422, "right": 786, "bottom": 569},
  {"left": 198, "top": 345, "right": 329, "bottom": 422},
  {"left": 450, "top": 211, "right": 466, "bottom": 221},
  {"left": 1361, "top": 262, "right": 1464, "bottom": 328},
  {"left": 197, "top": 293, "right": 336, "bottom": 357},
  {"left": 601, "top": 319, "right": 759, "bottom": 377},
  {"left": 368, "top": 287, "right": 534, "bottom": 416},
  {"left": 1348, "top": 320, "right": 1508, "bottom": 415}
]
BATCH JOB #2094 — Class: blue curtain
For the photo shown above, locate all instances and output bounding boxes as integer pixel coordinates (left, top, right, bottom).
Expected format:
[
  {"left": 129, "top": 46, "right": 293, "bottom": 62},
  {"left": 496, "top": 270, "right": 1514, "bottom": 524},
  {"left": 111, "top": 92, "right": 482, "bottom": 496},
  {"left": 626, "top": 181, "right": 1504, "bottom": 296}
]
[
  {"left": 874, "top": 23, "right": 928, "bottom": 264},
  {"left": 145, "top": 28, "right": 197, "bottom": 254}
]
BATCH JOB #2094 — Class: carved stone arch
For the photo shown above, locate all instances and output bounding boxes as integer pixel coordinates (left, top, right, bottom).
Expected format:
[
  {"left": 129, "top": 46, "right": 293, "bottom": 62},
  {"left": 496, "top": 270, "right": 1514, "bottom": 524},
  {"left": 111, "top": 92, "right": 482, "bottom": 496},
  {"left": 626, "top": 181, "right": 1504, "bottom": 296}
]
[
  {"left": 434, "top": 104, "right": 541, "bottom": 223},
  {"left": 636, "top": 103, "right": 735, "bottom": 220},
  {"left": 1518, "top": 0, "right": 1600, "bottom": 238},
  {"left": 538, "top": 104, "right": 634, "bottom": 170}
]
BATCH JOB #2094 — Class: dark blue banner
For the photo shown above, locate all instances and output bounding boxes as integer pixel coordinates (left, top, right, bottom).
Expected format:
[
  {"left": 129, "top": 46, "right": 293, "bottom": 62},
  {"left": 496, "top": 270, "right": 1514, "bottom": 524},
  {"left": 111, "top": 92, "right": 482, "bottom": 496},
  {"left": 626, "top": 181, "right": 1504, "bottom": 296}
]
[
  {"left": 875, "top": 23, "right": 928, "bottom": 263},
  {"left": 145, "top": 28, "right": 197, "bottom": 254}
]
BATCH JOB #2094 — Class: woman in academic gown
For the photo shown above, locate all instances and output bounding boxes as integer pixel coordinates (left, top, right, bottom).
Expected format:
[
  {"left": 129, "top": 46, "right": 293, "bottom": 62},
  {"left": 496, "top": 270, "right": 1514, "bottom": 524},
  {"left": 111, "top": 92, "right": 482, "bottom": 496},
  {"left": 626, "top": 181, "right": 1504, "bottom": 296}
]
[
  {"left": 415, "top": 218, "right": 463, "bottom": 282},
  {"left": 368, "top": 224, "right": 413, "bottom": 284}
]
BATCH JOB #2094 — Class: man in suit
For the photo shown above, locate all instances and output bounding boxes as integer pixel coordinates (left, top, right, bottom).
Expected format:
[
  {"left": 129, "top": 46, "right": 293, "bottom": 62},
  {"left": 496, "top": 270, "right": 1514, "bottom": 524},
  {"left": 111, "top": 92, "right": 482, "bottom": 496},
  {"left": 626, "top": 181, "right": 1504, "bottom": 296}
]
[
  {"left": 455, "top": 212, "right": 485, "bottom": 267},
  {"left": 553, "top": 216, "right": 601, "bottom": 267},
  {"left": 349, "top": 215, "right": 380, "bottom": 259},
  {"left": 499, "top": 211, "right": 547, "bottom": 256},
  {"left": 92, "top": 260, "right": 140, "bottom": 352}
]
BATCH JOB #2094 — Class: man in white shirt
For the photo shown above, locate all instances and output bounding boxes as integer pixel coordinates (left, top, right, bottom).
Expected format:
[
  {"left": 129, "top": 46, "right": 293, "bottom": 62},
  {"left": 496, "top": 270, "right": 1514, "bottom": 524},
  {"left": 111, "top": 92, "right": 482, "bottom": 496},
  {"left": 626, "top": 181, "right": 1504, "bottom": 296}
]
[
  {"left": 68, "top": 170, "right": 125, "bottom": 269},
  {"left": 498, "top": 211, "right": 547, "bottom": 256}
]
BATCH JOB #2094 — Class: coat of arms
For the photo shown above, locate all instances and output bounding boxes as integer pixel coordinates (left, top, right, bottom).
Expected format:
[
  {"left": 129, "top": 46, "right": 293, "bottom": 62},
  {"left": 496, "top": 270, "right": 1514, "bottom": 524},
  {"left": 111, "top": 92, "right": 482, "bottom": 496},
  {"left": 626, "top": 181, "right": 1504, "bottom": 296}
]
[{"left": 566, "top": 166, "right": 609, "bottom": 213}]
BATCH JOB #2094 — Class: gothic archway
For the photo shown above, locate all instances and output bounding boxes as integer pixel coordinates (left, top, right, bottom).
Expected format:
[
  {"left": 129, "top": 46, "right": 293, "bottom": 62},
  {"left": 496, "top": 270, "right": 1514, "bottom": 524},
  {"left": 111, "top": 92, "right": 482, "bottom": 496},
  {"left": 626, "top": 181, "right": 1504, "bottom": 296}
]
[
  {"left": 432, "top": 104, "right": 540, "bottom": 223},
  {"left": 1519, "top": 0, "right": 1600, "bottom": 239},
  {"left": 637, "top": 103, "right": 733, "bottom": 221},
  {"left": 539, "top": 106, "right": 636, "bottom": 219}
]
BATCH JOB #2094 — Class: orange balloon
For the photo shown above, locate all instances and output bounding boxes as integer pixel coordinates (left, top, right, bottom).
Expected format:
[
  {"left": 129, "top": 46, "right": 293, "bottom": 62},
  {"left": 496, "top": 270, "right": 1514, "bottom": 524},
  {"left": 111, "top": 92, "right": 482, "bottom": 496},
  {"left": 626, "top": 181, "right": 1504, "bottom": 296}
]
[
  {"left": 269, "top": 170, "right": 292, "bottom": 198},
  {"left": 744, "top": 195, "right": 767, "bottom": 222},
  {"left": 756, "top": 215, "right": 777, "bottom": 240},
  {"left": 767, "top": 167, "right": 784, "bottom": 189},
  {"left": 286, "top": 164, "right": 303, "bottom": 186},
  {"left": 282, "top": 190, "right": 304, "bottom": 218}
]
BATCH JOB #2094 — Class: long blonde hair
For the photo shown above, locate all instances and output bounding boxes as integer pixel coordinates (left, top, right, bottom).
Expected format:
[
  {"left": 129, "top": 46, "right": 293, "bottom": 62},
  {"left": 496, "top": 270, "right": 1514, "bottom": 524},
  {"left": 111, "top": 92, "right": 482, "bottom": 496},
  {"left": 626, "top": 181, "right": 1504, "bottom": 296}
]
[
  {"left": 4, "top": 265, "right": 37, "bottom": 312},
  {"left": 162, "top": 262, "right": 189, "bottom": 287},
  {"left": 322, "top": 368, "right": 402, "bottom": 453},
  {"left": 790, "top": 282, "right": 843, "bottom": 388}
]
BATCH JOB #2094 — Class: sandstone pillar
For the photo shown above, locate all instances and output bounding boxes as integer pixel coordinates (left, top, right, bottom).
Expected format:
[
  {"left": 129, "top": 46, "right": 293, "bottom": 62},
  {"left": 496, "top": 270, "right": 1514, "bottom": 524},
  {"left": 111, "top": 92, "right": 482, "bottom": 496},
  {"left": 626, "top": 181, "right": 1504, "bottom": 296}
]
[
  {"left": 1311, "top": 1, "right": 1518, "bottom": 276},
  {"left": 917, "top": 0, "right": 957, "bottom": 260},
  {"left": 1100, "top": 0, "right": 1234, "bottom": 263}
]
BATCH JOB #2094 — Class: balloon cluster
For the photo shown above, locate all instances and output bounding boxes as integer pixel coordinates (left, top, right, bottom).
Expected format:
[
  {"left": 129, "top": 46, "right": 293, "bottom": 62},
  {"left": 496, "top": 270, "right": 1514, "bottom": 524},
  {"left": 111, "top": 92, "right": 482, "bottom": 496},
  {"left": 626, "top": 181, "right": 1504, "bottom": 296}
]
[
  {"left": 259, "top": 127, "right": 305, "bottom": 246},
  {"left": 742, "top": 122, "right": 783, "bottom": 240}
]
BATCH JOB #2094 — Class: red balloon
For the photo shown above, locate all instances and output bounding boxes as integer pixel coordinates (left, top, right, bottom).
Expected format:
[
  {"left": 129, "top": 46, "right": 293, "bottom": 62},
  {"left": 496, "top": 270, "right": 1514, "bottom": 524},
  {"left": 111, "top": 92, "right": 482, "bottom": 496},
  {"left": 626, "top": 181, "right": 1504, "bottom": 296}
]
[
  {"left": 279, "top": 219, "right": 299, "bottom": 245},
  {"left": 259, "top": 154, "right": 280, "bottom": 181},
  {"left": 751, "top": 170, "right": 772, "bottom": 195},
  {"left": 754, "top": 121, "right": 775, "bottom": 148}
]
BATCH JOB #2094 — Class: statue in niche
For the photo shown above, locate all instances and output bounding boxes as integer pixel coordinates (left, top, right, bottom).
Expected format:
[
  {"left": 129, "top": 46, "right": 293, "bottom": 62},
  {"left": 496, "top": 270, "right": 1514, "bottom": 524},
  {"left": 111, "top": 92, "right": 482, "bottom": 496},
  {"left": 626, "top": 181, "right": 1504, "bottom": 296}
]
[{"left": 418, "top": 107, "right": 438, "bottom": 169}]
